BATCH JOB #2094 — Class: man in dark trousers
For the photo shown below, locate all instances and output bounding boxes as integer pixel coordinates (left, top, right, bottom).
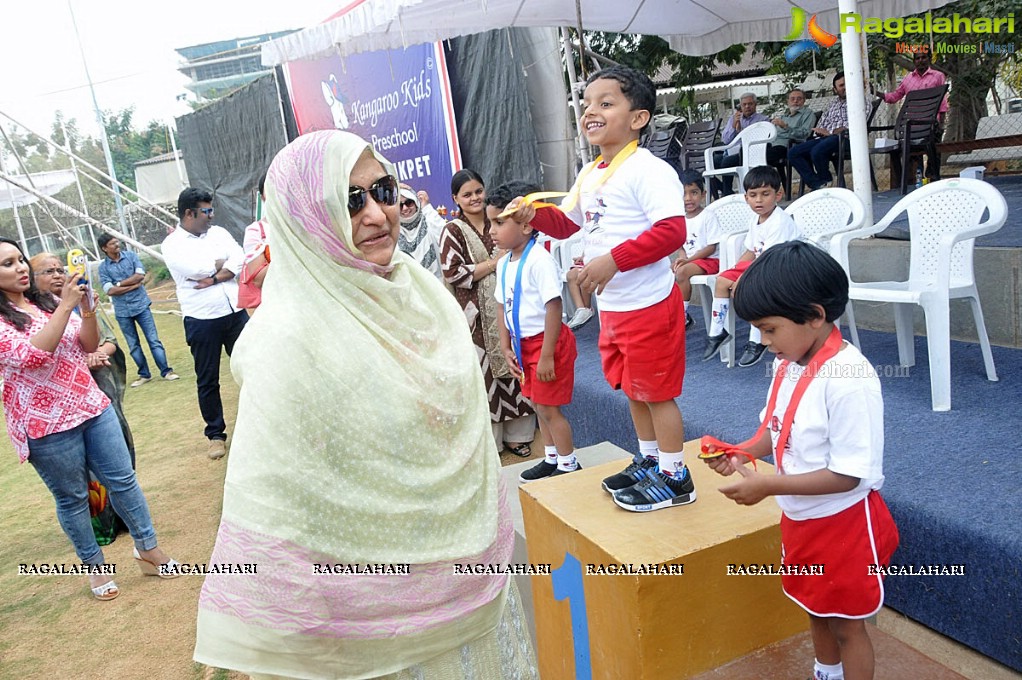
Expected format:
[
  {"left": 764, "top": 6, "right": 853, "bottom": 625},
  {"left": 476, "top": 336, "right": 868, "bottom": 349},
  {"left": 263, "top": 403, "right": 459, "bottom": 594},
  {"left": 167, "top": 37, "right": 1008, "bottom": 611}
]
[{"left": 162, "top": 188, "right": 248, "bottom": 460}]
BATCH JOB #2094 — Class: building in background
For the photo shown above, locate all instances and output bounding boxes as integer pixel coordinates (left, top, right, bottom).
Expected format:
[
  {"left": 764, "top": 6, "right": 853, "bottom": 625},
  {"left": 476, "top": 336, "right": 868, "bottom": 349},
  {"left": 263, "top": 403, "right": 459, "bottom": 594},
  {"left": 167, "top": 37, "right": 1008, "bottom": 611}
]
[{"left": 177, "top": 31, "right": 298, "bottom": 102}]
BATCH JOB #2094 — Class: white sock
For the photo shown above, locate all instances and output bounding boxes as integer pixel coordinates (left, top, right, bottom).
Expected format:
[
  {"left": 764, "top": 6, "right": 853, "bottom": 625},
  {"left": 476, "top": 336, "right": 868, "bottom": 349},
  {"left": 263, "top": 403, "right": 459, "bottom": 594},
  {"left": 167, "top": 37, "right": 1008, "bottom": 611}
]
[
  {"left": 710, "top": 298, "right": 729, "bottom": 336},
  {"left": 683, "top": 300, "right": 690, "bottom": 315},
  {"left": 749, "top": 325, "right": 762, "bottom": 344},
  {"left": 638, "top": 439, "right": 658, "bottom": 462},
  {"left": 557, "top": 453, "right": 578, "bottom": 471},
  {"left": 813, "top": 660, "right": 844, "bottom": 680},
  {"left": 544, "top": 445, "right": 558, "bottom": 464},
  {"left": 657, "top": 449, "right": 686, "bottom": 479}
]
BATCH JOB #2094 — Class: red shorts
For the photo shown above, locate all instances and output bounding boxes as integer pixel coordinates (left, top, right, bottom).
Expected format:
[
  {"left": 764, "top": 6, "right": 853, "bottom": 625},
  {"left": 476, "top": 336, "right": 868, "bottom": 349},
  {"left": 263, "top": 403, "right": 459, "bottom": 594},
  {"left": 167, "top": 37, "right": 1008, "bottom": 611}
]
[
  {"left": 719, "top": 259, "right": 752, "bottom": 282},
  {"left": 518, "top": 325, "right": 577, "bottom": 406},
  {"left": 780, "top": 491, "right": 900, "bottom": 618},
  {"left": 689, "top": 257, "right": 720, "bottom": 275},
  {"left": 598, "top": 285, "right": 685, "bottom": 402}
]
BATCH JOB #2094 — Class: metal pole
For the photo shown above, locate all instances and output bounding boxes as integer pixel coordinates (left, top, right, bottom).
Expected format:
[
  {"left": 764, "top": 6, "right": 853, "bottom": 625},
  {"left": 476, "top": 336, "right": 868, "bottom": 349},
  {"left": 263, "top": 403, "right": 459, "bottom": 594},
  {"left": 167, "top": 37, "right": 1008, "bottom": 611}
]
[
  {"left": 839, "top": 0, "right": 873, "bottom": 227},
  {"left": 561, "top": 27, "right": 590, "bottom": 165},
  {"left": 27, "top": 203, "right": 47, "bottom": 251},
  {"left": 68, "top": 1, "right": 130, "bottom": 238},
  {"left": 167, "top": 122, "right": 187, "bottom": 188},
  {"left": 0, "top": 108, "right": 177, "bottom": 223},
  {"left": 61, "top": 117, "right": 100, "bottom": 257},
  {"left": 0, "top": 171, "right": 163, "bottom": 260},
  {"left": 0, "top": 153, "right": 29, "bottom": 253}
]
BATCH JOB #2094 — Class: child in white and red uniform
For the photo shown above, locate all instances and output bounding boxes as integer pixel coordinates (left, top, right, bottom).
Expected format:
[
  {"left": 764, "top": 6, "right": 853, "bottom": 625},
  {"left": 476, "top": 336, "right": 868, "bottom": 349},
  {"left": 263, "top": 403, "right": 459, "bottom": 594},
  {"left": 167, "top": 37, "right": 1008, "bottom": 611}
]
[
  {"left": 703, "top": 241, "right": 899, "bottom": 680},
  {"left": 487, "top": 182, "right": 580, "bottom": 482},
  {"left": 509, "top": 65, "right": 693, "bottom": 512}
]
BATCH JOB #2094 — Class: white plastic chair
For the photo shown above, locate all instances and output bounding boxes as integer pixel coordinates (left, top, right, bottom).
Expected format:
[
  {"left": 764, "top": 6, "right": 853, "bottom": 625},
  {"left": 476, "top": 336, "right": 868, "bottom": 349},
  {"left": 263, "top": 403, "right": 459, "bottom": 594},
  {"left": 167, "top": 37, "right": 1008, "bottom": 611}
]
[
  {"left": 829, "top": 178, "right": 1006, "bottom": 411},
  {"left": 703, "top": 121, "right": 777, "bottom": 204},
  {"left": 548, "top": 231, "right": 597, "bottom": 325},
  {"left": 784, "top": 187, "right": 867, "bottom": 347},
  {"left": 688, "top": 194, "right": 755, "bottom": 367}
]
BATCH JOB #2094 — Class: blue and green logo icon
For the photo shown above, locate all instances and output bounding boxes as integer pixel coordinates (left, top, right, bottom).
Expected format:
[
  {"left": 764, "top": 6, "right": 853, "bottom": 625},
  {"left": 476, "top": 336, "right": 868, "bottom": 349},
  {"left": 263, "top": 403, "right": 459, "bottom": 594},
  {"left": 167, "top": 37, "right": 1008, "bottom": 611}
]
[{"left": 785, "top": 7, "right": 839, "bottom": 61}]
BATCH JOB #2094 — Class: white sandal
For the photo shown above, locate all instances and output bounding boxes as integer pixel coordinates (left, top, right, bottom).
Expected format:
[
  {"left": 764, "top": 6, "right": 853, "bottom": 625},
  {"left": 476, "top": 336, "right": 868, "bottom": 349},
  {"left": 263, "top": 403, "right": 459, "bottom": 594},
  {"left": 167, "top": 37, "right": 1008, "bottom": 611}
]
[{"left": 90, "top": 580, "right": 119, "bottom": 601}]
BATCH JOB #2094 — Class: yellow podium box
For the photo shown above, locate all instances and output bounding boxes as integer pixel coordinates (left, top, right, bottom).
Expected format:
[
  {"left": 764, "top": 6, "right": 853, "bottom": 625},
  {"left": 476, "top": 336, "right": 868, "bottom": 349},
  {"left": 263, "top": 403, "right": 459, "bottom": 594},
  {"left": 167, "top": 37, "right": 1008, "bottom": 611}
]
[{"left": 519, "top": 441, "right": 808, "bottom": 679}]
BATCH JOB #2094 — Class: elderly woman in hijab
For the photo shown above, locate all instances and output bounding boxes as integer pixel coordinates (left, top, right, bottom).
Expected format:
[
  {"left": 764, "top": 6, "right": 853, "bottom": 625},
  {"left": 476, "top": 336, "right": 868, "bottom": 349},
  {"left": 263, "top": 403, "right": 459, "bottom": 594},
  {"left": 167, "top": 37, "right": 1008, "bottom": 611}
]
[
  {"left": 193, "top": 130, "right": 536, "bottom": 680},
  {"left": 396, "top": 183, "right": 446, "bottom": 279}
]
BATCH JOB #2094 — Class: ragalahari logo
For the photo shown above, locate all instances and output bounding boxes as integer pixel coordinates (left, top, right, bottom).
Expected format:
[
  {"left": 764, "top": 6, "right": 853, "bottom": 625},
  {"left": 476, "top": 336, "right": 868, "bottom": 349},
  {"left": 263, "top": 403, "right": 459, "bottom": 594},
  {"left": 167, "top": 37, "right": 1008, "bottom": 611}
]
[{"left": 784, "top": 7, "right": 839, "bottom": 62}]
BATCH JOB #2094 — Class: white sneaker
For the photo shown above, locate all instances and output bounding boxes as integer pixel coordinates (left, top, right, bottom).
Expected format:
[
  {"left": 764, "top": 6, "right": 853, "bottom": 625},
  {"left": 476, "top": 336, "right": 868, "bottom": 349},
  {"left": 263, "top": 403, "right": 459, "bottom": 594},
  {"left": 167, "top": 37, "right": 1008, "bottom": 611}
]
[
  {"left": 567, "top": 307, "right": 594, "bottom": 329},
  {"left": 130, "top": 377, "right": 152, "bottom": 388},
  {"left": 163, "top": 372, "right": 180, "bottom": 381}
]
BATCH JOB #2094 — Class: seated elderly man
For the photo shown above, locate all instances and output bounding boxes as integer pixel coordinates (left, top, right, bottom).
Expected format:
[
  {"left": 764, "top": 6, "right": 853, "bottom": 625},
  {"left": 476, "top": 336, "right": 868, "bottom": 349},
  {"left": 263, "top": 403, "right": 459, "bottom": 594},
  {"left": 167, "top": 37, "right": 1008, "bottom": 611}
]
[
  {"left": 767, "top": 88, "right": 816, "bottom": 166},
  {"left": 711, "top": 92, "right": 768, "bottom": 197}
]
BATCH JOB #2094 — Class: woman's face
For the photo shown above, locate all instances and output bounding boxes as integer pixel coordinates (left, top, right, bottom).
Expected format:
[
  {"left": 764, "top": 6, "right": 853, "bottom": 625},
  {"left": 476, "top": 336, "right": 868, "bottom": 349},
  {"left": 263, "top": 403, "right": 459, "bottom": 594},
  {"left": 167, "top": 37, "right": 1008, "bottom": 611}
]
[
  {"left": 33, "top": 256, "right": 66, "bottom": 295},
  {"left": 348, "top": 151, "right": 399, "bottom": 267},
  {"left": 453, "top": 179, "right": 485, "bottom": 217},
  {"left": 399, "top": 196, "right": 418, "bottom": 220},
  {"left": 0, "top": 243, "right": 31, "bottom": 296}
]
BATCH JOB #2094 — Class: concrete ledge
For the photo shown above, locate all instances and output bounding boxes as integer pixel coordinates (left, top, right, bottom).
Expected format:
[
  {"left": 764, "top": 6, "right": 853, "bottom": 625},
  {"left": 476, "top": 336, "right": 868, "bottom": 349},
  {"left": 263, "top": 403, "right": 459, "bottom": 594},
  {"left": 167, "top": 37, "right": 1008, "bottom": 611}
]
[{"left": 843, "top": 239, "right": 1022, "bottom": 348}]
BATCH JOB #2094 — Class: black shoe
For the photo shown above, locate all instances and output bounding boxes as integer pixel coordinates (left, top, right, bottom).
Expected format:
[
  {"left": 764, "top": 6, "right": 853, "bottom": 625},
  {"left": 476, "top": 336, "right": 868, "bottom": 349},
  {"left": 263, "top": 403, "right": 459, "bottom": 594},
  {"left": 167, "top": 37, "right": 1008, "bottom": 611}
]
[
  {"left": 737, "top": 342, "right": 769, "bottom": 367},
  {"left": 612, "top": 468, "right": 697, "bottom": 512},
  {"left": 519, "top": 460, "right": 557, "bottom": 483},
  {"left": 601, "top": 454, "right": 657, "bottom": 494},
  {"left": 702, "top": 331, "right": 730, "bottom": 361},
  {"left": 549, "top": 462, "right": 582, "bottom": 477},
  {"left": 685, "top": 313, "right": 694, "bottom": 329}
]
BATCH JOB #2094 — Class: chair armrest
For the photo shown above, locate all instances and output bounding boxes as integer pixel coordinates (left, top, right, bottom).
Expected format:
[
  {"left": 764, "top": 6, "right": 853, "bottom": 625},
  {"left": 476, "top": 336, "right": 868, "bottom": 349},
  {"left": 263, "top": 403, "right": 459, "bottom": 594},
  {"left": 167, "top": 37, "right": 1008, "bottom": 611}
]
[
  {"left": 720, "top": 230, "right": 749, "bottom": 269},
  {"left": 829, "top": 222, "right": 891, "bottom": 275},
  {"left": 703, "top": 137, "right": 741, "bottom": 169}
]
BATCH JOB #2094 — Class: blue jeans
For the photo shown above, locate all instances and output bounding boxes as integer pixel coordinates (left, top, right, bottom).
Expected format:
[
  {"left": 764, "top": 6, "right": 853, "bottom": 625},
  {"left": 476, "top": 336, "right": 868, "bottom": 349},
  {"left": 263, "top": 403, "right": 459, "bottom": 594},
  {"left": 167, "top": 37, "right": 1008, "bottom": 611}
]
[
  {"left": 117, "top": 307, "right": 172, "bottom": 379},
  {"left": 27, "top": 407, "right": 157, "bottom": 565},
  {"left": 788, "top": 135, "right": 841, "bottom": 190}
]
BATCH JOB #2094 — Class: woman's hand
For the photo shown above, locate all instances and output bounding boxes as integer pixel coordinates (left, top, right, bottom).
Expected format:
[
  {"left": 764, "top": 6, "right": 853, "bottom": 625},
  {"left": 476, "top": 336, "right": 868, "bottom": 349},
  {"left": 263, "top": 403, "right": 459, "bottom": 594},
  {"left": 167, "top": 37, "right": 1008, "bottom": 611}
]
[
  {"left": 577, "top": 253, "right": 619, "bottom": 295},
  {"left": 417, "top": 190, "right": 430, "bottom": 206},
  {"left": 59, "top": 275, "right": 87, "bottom": 310}
]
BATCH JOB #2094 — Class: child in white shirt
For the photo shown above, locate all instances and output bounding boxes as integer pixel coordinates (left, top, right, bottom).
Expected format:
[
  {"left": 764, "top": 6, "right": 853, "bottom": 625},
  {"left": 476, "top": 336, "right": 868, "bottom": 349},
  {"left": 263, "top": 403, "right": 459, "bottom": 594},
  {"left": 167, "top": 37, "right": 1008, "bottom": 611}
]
[
  {"left": 671, "top": 169, "right": 722, "bottom": 328},
  {"left": 703, "top": 165, "right": 800, "bottom": 367},
  {"left": 703, "top": 240, "right": 898, "bottom": 680}
]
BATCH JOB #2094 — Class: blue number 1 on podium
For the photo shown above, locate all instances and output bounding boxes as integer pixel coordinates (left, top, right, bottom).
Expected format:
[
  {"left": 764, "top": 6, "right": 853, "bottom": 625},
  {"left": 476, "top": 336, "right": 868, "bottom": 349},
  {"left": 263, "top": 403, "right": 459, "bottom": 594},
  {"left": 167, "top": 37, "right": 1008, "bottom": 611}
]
[{"left": 551, "top": 552, "right": 592, "bottom": 679}]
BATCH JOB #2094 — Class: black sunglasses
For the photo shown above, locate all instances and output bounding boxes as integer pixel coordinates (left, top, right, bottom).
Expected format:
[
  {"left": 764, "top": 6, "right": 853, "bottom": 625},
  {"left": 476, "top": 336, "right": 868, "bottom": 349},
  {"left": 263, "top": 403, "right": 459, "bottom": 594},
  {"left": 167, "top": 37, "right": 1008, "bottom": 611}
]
[
  {"left": 401, "top": 199, "right": 416, "bottom": 209},
  {"left": 348, "top": 175, "right": 398, "bottom": 215}
]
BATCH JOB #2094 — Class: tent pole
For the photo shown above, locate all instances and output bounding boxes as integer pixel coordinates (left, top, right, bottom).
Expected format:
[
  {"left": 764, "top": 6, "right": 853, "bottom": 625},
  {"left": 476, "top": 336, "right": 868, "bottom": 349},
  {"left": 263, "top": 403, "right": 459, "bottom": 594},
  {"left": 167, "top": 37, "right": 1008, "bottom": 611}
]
[
  {"left": 27, "top": 203, "right": 46, "bottom": 250},
  {"left": 68, "top": 1, "right": 130, "bottom": 239},
  {"left": 840, "top": 0, "right": 873, "bottom": 227},
  {"left": 167, "top": 122, "right": 187, "bottom": 188},
  {"left": 61, "top": 117, "right": 100, "bottom": 258},
  {"left": 561, "top": 28, "right": 590, "bottom": 165},
  {"left": 0, "top": 153, "right": 29, "bottom": 253}
]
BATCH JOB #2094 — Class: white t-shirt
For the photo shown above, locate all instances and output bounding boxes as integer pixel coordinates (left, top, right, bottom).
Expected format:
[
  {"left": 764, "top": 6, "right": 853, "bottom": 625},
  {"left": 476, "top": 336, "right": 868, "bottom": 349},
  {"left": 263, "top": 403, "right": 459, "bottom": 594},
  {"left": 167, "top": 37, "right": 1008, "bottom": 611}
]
[
  {"left": 760, "top": 343, "right": 886, "bottom": 521},
  {"left": 743, "top": 207, "right": 801, "bottom": 257},
  {"left": 682, "top": 209, "right": 722, "bottom": 260},
  {"left": 162, "top": 225, "right": 244, "bottom": 319},
  {"left": 562, "top": 148, "right": 685, "bottom": 312},
  {"left": 494, "top": 244, "right": 563, "bottom": 339}
]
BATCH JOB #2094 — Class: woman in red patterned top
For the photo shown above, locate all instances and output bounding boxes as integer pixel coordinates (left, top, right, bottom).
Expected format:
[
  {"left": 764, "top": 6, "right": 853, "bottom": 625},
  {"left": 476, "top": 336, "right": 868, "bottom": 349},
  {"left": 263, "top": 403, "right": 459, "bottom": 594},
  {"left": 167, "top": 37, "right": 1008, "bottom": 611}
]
[{"left": 0, "top": 238, "right": 178, "bottom": 601}]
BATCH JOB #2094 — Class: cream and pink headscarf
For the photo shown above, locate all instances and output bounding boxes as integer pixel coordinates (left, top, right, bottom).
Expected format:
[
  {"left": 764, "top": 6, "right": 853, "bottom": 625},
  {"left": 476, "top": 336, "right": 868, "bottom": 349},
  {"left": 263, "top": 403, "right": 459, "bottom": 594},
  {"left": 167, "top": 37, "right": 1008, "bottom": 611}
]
[{"left": 194, "top": 130, "right": 511, "bottom": 679}]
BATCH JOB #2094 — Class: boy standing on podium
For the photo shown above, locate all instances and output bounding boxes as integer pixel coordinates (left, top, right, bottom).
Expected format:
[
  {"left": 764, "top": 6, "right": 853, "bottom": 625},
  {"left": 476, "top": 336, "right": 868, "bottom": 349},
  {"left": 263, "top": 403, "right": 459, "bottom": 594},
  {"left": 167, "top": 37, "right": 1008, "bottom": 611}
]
[
  {"left": 509, "top": 65, "right": 693, "bottom": 512},
  {"left": 704, "top": 241, "right": 899, "bottom": 680}
]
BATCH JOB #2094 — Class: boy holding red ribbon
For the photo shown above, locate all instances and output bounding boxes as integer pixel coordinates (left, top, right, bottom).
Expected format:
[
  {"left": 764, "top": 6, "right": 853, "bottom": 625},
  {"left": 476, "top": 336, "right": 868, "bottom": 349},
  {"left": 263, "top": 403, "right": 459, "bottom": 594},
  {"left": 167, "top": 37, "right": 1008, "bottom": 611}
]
[
  {"left": 702, "top": 241, "right": 899, "bottom": 680},
  {"left": 508, "top": 65, "right": 691, "bottom": 512},
  {"left": 487, "top": 182, "right": 580, "bottom": 482}
]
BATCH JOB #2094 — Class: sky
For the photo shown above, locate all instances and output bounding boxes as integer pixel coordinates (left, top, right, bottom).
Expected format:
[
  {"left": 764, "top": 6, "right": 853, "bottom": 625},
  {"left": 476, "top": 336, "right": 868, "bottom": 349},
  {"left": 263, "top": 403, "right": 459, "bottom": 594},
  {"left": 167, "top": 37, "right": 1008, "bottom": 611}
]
[{"left": 0, "top": 0, "right": 343, "bottom": 141}]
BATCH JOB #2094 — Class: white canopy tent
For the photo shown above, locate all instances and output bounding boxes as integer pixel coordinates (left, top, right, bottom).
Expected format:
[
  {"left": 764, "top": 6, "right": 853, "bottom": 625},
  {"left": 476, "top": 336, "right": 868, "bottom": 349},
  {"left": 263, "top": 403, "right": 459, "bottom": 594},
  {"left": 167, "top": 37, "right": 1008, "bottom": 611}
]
[
  {"left": 0, "top": 170, "right": 77, "bottom": 210},
  {"left": 263, "top": 0, "right": 959, "bottom": 224}
]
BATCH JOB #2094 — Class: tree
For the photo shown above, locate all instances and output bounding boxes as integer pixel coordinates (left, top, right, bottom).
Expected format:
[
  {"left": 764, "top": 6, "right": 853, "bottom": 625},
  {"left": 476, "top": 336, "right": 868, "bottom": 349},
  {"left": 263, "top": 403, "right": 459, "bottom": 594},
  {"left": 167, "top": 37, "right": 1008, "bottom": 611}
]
[{"left": 755, "top": 0, "right": 1021, "bottom": 141}]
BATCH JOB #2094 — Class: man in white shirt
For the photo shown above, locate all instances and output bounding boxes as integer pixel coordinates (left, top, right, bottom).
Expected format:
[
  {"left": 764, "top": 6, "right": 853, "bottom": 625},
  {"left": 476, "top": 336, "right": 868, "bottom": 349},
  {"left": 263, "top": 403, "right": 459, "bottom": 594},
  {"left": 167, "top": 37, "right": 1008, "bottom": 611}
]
[{"left": 162, "top": 187, "right": 249, "bottom": 460}]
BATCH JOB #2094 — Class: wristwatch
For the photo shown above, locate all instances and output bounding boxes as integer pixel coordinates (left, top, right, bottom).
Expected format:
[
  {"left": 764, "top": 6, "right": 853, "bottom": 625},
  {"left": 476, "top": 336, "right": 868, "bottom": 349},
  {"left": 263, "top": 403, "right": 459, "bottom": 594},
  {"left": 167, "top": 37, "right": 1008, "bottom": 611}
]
[{"left": 115, "top": 280, "right": 121, "bottom": 287}]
